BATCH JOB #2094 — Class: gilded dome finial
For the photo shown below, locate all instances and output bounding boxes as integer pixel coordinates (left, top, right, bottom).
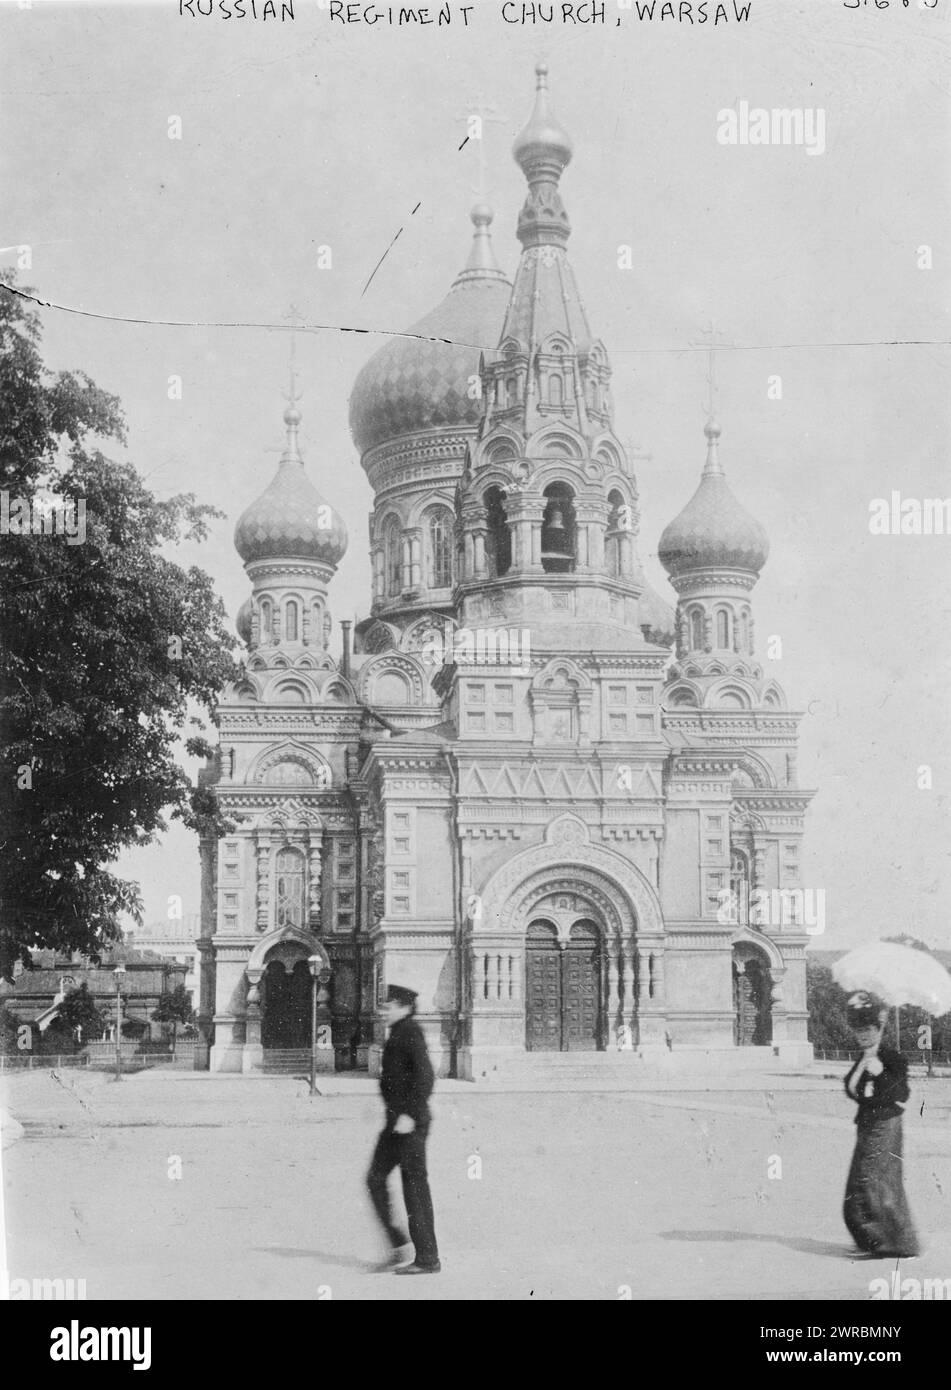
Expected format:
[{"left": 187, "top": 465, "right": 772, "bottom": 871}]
[{"left": 513, "top": 63, "right": 573, "bottom": 250}]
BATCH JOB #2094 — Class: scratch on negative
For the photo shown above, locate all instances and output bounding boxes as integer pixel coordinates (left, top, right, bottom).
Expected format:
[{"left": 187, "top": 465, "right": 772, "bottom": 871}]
[
  {"left": 3, "top": 284, "right": 946, "bottom": 356},
  {"left": 1, "top": 282, "right": 455, "bottom": 349}
]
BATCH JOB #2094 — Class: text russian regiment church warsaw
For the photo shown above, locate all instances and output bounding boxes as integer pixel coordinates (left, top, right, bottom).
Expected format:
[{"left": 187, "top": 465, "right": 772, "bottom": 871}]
[{"left": 197, "top": 66, "right": 814, "bottom": 1078}]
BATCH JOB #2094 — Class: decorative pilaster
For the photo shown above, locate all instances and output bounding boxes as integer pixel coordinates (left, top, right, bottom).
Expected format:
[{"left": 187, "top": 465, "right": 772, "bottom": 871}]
[
  {"left": 255, "top": 834, "right": 271, "bottom": 932},
  {"left": 307, "top": 831, "right": 323, "bottom": 930},
  {"left": 621, "top": 943, "right": 636, "bottom": 1035},
  {"left": 605, "top": 946, "right": 620, "bottom": 1044}
]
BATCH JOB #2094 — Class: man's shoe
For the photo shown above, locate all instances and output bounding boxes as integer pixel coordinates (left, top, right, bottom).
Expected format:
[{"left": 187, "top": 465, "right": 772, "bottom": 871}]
[
  {"left": 370, "top": 1244, "right": 412, "bottom": 1273},
  {"left": 394, "top": 1260, "right": 441, "bottom": 1275}
]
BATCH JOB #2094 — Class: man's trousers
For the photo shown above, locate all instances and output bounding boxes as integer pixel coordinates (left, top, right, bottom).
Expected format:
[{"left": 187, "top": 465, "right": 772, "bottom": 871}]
[{"left": 366, "top": 1122, "right": 439, "bottom": 1268}]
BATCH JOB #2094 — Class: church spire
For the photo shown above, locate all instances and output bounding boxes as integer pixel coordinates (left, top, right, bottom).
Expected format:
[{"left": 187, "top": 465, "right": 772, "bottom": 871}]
[{"left": 452, "top": 204, "right": 509, "bottom": 288}]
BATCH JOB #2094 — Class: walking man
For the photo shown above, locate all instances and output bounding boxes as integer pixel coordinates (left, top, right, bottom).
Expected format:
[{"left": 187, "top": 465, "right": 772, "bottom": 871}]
[{"left": 366, "top": 984, "right": 440, "bottom": 1274}]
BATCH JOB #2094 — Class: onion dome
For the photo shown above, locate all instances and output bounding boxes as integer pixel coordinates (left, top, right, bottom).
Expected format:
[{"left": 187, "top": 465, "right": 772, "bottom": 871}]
[
  {"left": 348, "top": 206, "right": 510, "bottom": 457},
  {"left": 234, "top": 401, "right": 348, "bottom": 567},
  {"left": 513, "top": 63, "right": 574, "bottom": 250},
  {"left": 513, "top": 61, "right": 573, "bottom": 181},
  {"left": 658, "top": 420, "right": 769, "bottom": 579},
  {"left": 236, "top": 597, "right": 253, "bottom": 643}
]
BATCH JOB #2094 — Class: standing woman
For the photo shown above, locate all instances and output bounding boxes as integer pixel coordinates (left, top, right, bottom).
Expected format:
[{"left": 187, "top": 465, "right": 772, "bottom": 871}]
[{"left": 842, "top": 992, "right": 920, "bottom": 1258}]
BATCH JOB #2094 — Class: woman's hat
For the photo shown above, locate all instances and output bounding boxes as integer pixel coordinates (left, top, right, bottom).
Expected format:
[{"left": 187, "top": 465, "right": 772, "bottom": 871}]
[{"left": 846, "top": 991, "right": 886, "bottom": 1026}]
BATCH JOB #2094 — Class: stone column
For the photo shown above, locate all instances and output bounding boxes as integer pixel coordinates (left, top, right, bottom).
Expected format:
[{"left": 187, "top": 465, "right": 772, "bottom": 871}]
[
  {"left": 588, "top": 520, "right": 605, "bottom": 573},
  {"left": 307, "top": 832, "right": 323, "bottom": 931},
  {"left": 401, "top": 536, "right": 412, "bottom": 592},
  {"left": 605, "top": 944, "right": 620, "bottom": 1046},
  {"left": 255, "top": 835, "right": 271, "bottom": 933},
  {"left": 621, "top": 943, "right": 636, "bottom": 1037},
  {"left": 409, "top": 530, "right": 422, "bottom": 590},
  {"left": 242, "top": 967, "right": 264, "bottom": 1073},
  {"left": 530, "top": 519, "right": 542, "bottom": 572},
  {"left": 770, "top": 967, "right": 788, "bottom": 1044},
  {"left": 518, "top": 519, "right": 532, "bottom": 572},
  {"left": 474, "top": 531, "right": 486, "bottom": 578},
  {"left": 464, "top": 531, "right": 475, "bottom": 580}
]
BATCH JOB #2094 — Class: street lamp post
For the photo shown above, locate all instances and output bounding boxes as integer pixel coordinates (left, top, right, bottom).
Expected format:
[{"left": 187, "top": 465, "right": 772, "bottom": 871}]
[
  {"left": 307, "top": 954, "right": 333, "bottom": 1097},
  {"left": 113, "top": 964, "right": 126, "bottom": 1082}
]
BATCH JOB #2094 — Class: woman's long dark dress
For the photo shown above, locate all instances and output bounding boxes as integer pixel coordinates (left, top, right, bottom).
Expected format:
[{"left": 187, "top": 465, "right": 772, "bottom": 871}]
[{"left": 843, "top": 1045, "right": 920, "bottom": 1257}]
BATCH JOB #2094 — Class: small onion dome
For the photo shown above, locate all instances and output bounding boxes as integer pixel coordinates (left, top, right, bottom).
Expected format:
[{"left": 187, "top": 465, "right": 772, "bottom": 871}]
[
  {"left": 234, "top": 403, "right": 348, "bottom": 567},
  {"left": 658, "top": 420, "right": 769, "bottom": 579},
  {"left": 513, "top": 62, "right": 573, "bottom": 178},
  {"left": 236, "top": 597, "right": 253, "bottom": 643},
  {"left": 348, "top": 206, "right": 510, "bottom": 458}
]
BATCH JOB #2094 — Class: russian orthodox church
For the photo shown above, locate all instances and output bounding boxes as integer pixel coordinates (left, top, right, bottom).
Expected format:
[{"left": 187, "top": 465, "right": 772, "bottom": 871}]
[{"left": 198, "top": 65, "right": 815, "bottom": 1077}]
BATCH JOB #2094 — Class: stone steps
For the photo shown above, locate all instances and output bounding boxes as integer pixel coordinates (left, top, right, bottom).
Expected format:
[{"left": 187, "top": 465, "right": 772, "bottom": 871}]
[
  {"left": 261, "top": 1050, "right": 312, "bottom": 1075},
  {"left": 468, "top": 1046, "right": 813, "bottom": 1086}
]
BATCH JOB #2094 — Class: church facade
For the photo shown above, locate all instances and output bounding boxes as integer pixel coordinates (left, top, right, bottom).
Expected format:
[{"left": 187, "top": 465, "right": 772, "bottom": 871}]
[{"left": 198, "top": 66, "right": 815, "bottom": 1077}]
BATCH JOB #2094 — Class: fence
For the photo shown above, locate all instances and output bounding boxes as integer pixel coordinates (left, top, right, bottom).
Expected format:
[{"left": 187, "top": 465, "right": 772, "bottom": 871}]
[
  {"left": 1, "top": 1040, "right": 209, "bottom": 1073},
  {"left": 814, "top": 1049, "right": 951, "bottom": 1073}
]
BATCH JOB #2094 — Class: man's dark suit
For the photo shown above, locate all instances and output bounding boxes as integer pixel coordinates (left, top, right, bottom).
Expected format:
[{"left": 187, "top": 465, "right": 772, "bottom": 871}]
[{"left": 366, "top": 1014, "right": 439, "bottom": 1268}]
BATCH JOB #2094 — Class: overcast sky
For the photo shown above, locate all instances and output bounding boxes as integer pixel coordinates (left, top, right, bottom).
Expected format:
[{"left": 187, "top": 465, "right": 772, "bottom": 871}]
[{"left": 4, "top": 0, "right": 950, "bottom": 948}]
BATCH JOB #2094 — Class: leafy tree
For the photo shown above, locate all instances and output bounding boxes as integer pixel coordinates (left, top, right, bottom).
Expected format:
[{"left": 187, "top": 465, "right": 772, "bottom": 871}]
[
  {"left": 120, "top": 1016, "right": 149, "bottom": 1041},
  {"left": 38, "top": 1016, "right": 79, "bottom": 1057},
  {"left": 152, "top": 983, "right": 194, "bottom": 1055},
  {"left": 0, "top": 272, "right": 240, "bottom": 979},
  {"left": 0, "top": 1000, "right": 26, "bottom": 1056},
  {"left": 806, "top": 960, "right": 855, "bottom": 1052},
  {"left": 55, "top": 982, "right": 105, "bottom": 1043}
]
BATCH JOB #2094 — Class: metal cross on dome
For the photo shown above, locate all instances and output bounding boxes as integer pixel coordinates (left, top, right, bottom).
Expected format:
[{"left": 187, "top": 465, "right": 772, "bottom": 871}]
[
  {"left": 690, "top": 318, "right": 730, "bottom": 422},
  {"left": 282, "top": 303, "right": 306, "bottom": 404},
  {"left": 458, "top": 93, "right": 508, "bottom": 204}
]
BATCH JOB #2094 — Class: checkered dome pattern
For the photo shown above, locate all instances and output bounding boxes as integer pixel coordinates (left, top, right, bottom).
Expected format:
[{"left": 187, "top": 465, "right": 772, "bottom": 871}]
[
  {"left": 658, "top": 472, "right": 769, "bottom": 578},
  {"left": 349, "top": 277, "right": 511, "bottom": 456},
  {"left": 234, "top": 460, "right": 348, "bottom": 565}
]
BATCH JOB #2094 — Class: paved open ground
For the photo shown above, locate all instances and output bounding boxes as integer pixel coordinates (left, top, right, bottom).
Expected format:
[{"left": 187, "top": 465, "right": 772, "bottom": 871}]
[{"left": 2, "top": 1067, "right": 949, "bottom": 1301}]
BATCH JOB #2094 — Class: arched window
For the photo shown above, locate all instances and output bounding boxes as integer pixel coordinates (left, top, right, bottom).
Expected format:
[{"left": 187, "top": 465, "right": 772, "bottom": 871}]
[
  {"left": 689, "top": 608, "right": 704, "bottom": 651},
  {"left": 548, "top": 374, "right": 564, "bottom": 406},
  {"left": 426, "top": 508, "right": 453, "bottom": 589},
  {"left": 740, "top": 610, "right": 750, "bottom": 653},
  {"left": 716, "top": 609, "right": 731, "bottom": 649},
  {"left": 275, "top": 848, "right": 306, "bottom": 930},
  {"left": 505, "top": 376, "right": 517, "bottom": 408},
  {"left": 606, "top": 490, "right": 625, "bottom": 578},
  {"left": 260, "top": 598, "right": 273, "bottom": 641},
  {"left": 731, "top": 850, "right": 750, "bottom": 926},
  {"left": 284, "top": 599, "right": 299, "bottom": 643},
  {"left": 384, "top": 519, "right": 402, "bottom": 597},
  {"left": 541, "top": 483, "right": 576, "bottom": 574},
  {"left": 484, "top": 487, "right": 511, "bottom": 578}
]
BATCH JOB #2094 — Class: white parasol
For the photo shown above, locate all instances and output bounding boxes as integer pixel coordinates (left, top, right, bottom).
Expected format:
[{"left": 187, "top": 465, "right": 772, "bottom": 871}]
[{"left": 832, "top": 942, "right": 951, "bottom": 1015}]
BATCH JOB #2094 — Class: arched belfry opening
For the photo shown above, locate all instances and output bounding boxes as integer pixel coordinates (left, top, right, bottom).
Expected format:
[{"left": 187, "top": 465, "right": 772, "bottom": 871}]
[
  {"left": 541, "top": 482, "right": 576, "bottom": 573},
  {"left": 484, "top": 486, "right": 511, "bottom": 577}
]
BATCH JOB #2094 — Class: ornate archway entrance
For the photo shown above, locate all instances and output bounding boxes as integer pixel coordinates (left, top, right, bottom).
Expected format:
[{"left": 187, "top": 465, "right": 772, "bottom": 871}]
[
  {"left": 262, "top": 955, "right": 311, "bottom": 1048},
  {"left": 732, "top": 942, "right": 773, "bottom": 1046},
  {"left": 525, "top": 917, "right": 602, "bottom": 1051}
]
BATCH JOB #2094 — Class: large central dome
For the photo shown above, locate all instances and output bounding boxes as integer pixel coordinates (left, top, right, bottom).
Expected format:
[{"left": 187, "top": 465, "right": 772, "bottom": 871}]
[{"left": 348, "top": 206, "right": 510, "bottom": 458}]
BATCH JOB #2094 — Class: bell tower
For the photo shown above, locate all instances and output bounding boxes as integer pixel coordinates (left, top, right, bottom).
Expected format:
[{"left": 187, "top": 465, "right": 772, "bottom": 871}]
[{"left": 456, "top": 63, "right": 672, "bottom": 644}]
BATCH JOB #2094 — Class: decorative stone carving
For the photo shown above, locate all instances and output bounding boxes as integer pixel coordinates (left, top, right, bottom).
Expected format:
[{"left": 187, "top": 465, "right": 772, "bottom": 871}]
[
  {"left": 255, "top": 836, "right": 271, "bottom": 932},
  {"left": 307, "top": 834, "right": 323, "bottom": 929}
]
